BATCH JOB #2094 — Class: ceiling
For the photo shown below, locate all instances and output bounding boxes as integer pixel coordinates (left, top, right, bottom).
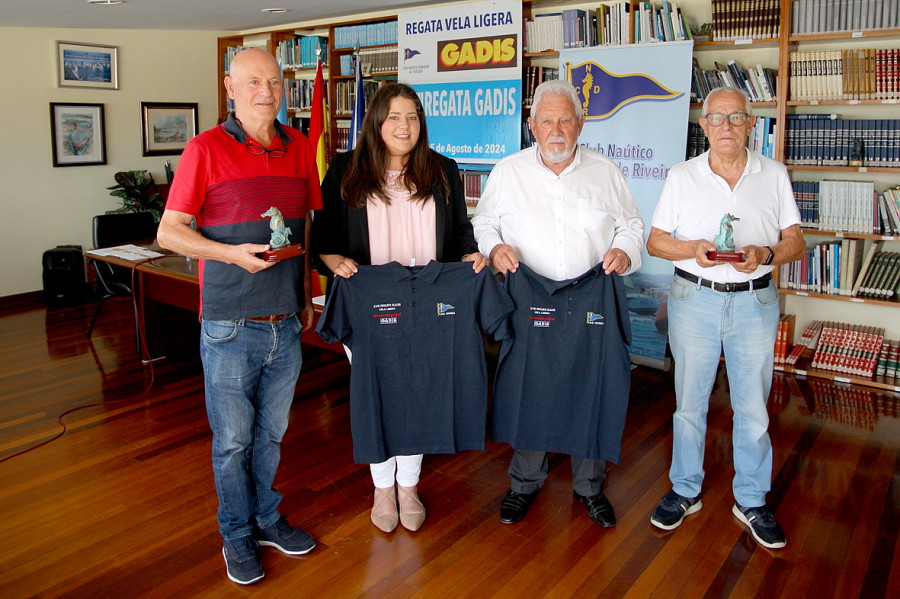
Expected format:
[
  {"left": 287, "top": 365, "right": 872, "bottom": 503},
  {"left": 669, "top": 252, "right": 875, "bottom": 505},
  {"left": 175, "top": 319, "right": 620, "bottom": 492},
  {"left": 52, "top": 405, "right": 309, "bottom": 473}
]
[{"left": 0, "top": 0, "right": 459, "bottom": 32}]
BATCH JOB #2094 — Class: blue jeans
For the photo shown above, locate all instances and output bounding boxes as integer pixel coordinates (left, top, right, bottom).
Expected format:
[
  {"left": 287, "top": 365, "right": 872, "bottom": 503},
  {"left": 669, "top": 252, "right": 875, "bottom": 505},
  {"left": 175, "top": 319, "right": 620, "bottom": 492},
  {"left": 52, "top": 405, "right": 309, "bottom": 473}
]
[
  {"left": 200, "top": 315, "right": 302, "bottom": 541},
  {"left": 666, "top": 274, "right": 780, "bottom": 507}
]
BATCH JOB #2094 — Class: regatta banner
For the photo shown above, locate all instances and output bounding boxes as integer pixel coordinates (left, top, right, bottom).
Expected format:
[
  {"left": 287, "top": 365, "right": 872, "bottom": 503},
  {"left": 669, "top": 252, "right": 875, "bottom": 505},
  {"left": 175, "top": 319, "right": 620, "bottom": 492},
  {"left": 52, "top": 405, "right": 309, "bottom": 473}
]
[
  {"left": 399, "top": 0, "right": 522, "bottom": 163},
  {"left": 560, "top": 41, "right": 694, "bottom": 363}
]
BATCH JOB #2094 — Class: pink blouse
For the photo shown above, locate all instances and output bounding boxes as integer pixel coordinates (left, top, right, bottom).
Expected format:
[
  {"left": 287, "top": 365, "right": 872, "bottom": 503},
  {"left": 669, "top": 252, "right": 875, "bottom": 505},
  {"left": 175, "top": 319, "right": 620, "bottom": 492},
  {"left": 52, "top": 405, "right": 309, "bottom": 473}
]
[{"left": 367, "top": 170, "right": 437, "bottom": 266}]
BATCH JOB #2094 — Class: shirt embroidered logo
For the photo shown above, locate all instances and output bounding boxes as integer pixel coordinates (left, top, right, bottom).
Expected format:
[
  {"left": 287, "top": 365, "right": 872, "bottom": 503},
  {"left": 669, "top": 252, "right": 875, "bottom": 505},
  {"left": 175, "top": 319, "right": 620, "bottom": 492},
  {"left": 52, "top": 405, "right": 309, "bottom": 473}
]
[
  {"left": 436, "top": 303, "right": 455, "bottom": 316},
  {"left": 586, "top": 312, "right": 605, "bottom": 325}
]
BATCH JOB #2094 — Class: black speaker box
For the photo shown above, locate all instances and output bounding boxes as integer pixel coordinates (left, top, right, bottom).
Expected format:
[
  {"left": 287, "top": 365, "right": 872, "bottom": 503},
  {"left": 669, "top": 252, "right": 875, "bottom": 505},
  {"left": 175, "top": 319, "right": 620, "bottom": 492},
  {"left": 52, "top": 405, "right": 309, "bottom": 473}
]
[{"left": 43, "top": 245, "right": 87, "bottom": 305}]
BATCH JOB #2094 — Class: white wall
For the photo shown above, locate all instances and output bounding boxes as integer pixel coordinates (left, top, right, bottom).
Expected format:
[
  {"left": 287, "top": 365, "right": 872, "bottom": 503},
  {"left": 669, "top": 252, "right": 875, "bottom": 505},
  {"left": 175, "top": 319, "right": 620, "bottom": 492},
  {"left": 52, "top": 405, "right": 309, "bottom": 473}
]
[{"left": 0, "top": 27, "right": 223, "bottom": 297}]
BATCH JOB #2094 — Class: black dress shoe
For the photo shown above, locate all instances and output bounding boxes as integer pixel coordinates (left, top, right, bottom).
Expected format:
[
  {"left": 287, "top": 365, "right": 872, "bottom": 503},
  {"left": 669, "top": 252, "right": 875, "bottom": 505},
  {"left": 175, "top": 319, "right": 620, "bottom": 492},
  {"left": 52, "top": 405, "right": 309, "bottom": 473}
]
[
  {"left": 573, "top": 491, "right": 616, "bottom": 527},
  {"left": 499, "top": 489, "right": 537, "bottom": 524}
]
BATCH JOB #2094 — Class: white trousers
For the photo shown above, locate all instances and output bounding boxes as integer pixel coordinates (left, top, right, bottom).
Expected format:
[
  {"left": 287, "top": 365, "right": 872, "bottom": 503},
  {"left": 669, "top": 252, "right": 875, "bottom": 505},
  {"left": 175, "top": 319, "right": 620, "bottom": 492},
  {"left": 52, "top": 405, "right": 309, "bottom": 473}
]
[{"left": 370, "top": 455, "right": 423, "bottom": 488}]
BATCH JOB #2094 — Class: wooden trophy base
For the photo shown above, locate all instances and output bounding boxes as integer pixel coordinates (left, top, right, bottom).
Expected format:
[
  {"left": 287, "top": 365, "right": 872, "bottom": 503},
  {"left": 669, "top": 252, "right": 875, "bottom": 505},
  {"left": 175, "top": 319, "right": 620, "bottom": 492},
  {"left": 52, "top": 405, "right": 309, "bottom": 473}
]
[
  {"left": 707, "top": 250, "right": 745, "bottom": 262},
  {"left": 262, "top": 244, "right": 305, "bottom": 263}
]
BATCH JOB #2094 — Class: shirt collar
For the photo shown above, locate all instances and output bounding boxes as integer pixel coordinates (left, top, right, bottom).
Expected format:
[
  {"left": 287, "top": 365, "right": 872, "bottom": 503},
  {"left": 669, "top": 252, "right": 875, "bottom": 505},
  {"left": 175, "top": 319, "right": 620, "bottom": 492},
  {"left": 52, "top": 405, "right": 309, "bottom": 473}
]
[
  {"left": 520, "top": 261, "right": 605, "bottom": 295},
  {"left": 222, "top": 113, "right": 292, "bottom": 148},
  {"left": 386, "top": 260, "right": 444, "bottom": 283}
]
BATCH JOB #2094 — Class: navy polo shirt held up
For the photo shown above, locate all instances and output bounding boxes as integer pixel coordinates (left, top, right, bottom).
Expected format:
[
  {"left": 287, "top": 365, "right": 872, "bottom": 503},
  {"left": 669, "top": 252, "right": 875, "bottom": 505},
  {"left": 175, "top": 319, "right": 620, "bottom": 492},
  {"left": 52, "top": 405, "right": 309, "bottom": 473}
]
[
  {"left": 491, "top": 262, "right": 633, "bottom": 462},
  {"left": 316, "top": 261, "right": 514, "bottom": 464}
]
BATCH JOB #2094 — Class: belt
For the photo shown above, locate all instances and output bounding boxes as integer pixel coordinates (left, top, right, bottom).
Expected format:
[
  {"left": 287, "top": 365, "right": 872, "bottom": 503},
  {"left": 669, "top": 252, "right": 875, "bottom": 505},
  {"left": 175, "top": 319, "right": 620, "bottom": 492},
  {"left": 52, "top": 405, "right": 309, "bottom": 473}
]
[
  {"left": 246, "top": 313, "right": 295, "bottom": 323},
  {"left": 674, "top": 268, "right": 771, "bottom": 293}
]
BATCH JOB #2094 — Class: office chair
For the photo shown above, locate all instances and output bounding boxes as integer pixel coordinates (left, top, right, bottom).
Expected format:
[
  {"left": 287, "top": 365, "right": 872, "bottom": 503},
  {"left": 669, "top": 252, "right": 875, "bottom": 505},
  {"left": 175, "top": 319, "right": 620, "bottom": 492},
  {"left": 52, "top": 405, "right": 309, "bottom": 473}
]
[{"left": 86, "top": 211, "right": 158, "bottom": 344}]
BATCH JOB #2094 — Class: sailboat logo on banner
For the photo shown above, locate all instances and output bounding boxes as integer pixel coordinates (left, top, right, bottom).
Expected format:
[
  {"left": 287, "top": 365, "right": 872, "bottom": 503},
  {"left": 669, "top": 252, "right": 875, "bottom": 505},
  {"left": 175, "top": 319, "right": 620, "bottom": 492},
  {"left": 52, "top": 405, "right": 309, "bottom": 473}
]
[{"left": 565, "top": 61, "right": 682, "bottom": 121}]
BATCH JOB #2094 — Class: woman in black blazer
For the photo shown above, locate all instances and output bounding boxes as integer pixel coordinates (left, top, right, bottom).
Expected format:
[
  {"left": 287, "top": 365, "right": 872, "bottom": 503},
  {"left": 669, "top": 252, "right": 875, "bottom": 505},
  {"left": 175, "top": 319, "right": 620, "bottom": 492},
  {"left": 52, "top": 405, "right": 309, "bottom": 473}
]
[{"left": 311, "top": 83, "right": 486, "bottom": 534}]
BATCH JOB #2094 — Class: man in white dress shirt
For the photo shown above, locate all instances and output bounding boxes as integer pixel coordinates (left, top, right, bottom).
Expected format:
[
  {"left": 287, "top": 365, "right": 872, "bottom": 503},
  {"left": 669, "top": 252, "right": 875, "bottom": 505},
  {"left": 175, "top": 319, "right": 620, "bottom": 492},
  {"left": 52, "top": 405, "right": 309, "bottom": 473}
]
[{"left": 472, "top": 79, "right": 644, "bottom": 528}]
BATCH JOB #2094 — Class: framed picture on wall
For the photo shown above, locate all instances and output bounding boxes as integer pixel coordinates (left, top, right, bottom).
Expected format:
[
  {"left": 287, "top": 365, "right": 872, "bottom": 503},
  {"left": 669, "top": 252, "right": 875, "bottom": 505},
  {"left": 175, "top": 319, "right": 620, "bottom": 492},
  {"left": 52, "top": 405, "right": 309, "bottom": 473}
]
[
  {"left": 57, "top": 41, "right": 118, "bottom": 90},
  {"left": 140, "top": 102, "right": 199, "bottom": 156},
  {"left": 49, "top": 103, "right": 107, "bottom": 167}
]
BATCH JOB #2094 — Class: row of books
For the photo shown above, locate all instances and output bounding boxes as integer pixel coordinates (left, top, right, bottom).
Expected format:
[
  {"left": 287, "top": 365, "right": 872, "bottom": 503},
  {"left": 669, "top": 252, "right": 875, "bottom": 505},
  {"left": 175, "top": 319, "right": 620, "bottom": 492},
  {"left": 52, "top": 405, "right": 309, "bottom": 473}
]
[
  {"left": 782, "top": 319, "right": 824, "bottom": 366},
  {"left": 800, "top": 181, "right": 900, "bottom": 235},
  {"left": 788, "top": 48, "right": 900, "bottom": 102},
  {"left": 783, "top": 115, "right": 900, "bottom": 168},
  {"left": 595, "top": 1, "right": 633, "bottom": 46},
  {"left": 749, "top": 116, "right": 777, "bottom": 159},
  {"left": 522, "top": 117, "right": 536, "bottom": 149},
  {"left": 790, "top": 0, "right": 900, "bottom": 35},
  {"left": 778, "top": 240, "right": 859, "bottom": 296},
  {"left": 459, "top": 170, "right": 490, "bottom": 208},
  {"left": 562, "top": 8, "right": 599, "bottom": 49},
  {"left": 331, "top": 79, "right": 381, "bottom": 116},
  {"left": 794, "top": 181, "right": 900, "bottom": 235},
  {"left": 690, "top": 57, "right": 777, "bottom": 103},
  {"left": 876, "top": 339, "right": 900, "bottom": 378},
  {"left": 773, "top": 313, "right": 797, "bottom": 366},
  {"left": 522, "top": 66, "right": 560, "bottom": 107},
  {"left": 276, "top": 35, "right": 328, "bottom": 70},
  {"left": 633, "top": 1, "right": 695, "bottom": 44},
  {"left": 337, "top": 48, "right": 398, "bottom": 77},
  {"left": 778, "top": 239, "right": 860, "bottom": 296},
  {"left": 877, "top": 186, "right": 900, "bottom": 234},
  {"left": 222, "top": 45, "right": 252, "bottom": 74},
  {"left": 331, "top": 122, "right": 352, "bottom": 153},
  {"left": 792, "top": 179, "right": 877, "bottom": 233},
  {"left": 856, "top": 250, "right": 900, "bottom": 298},
  {"left": 710, "top": 0, "right": 781, "bottom": 41},
  {"left": 779, "top": 240, "right": 900, "bottom": 299},
  {"left": 284, "top": 79, "right": 317, "bottom": 112},
  {"left": 525, "top": 1, "right": 695, "bottom": 52},
  {"left": 810, "top": 321, "right": 886, "bottom": 377},
  {"left": 333, "top": 21, "right": 397, "bottom": 49},
  {"left": 685, "top": 122, "right": 709, "bottom": 159}
]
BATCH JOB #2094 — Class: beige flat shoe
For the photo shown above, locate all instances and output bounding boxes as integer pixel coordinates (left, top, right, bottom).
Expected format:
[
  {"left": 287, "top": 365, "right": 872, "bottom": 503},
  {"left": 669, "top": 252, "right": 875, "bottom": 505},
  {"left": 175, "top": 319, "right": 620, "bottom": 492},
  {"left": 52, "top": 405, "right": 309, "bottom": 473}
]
[
  {"left": 371, "top": 485, "right": 398, "bottom": 533},
  {"left": 397, "top": 485, "right": 426, "bottom": 531}
]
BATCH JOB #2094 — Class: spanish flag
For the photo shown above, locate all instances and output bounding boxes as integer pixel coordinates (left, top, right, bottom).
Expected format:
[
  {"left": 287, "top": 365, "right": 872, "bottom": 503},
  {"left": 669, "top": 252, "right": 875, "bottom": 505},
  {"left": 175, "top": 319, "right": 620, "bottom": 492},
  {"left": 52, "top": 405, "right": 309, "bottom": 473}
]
[{"left": 308, "top": 56, "right": 328, "bottom": 182}]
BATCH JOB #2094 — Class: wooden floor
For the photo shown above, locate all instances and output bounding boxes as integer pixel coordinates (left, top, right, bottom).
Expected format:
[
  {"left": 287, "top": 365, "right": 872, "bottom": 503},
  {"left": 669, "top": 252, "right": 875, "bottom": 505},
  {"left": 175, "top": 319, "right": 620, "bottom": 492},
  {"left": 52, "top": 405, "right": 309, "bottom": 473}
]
[{"left": 1, "top": 295, "right": 900, "bottom": 598}]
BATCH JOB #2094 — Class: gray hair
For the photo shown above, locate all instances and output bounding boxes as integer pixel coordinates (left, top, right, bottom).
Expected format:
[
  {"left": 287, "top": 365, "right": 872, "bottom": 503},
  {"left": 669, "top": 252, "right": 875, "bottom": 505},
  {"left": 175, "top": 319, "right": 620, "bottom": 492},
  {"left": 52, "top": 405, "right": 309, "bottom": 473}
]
[
  {"left": 531, "top": 79, "right": 582, "bottom": 119},
  {"left": 702, "top": 86, "right": 752, "bottom": 116}
]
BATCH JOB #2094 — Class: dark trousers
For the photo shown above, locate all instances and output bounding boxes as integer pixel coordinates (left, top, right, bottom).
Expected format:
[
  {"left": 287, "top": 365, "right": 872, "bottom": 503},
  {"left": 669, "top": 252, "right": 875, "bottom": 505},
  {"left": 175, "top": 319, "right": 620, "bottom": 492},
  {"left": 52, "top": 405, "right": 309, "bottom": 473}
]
[{"left": 508, "top": 448, "right": 607, "bottom": 497}]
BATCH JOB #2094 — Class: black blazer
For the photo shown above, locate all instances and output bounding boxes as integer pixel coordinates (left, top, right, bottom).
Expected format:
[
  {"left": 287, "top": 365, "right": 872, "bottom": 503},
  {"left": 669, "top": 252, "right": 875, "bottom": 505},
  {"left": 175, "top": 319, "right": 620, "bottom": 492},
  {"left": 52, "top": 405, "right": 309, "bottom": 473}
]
[{"left": 311, "top": 151, "right": 477, "bottom": 290}]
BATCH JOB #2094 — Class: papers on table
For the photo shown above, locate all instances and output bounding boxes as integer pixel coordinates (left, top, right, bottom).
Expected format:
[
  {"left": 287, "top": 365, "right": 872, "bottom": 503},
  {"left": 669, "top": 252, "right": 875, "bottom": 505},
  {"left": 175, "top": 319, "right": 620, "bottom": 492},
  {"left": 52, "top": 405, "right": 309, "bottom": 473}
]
[{"left": 88, "top": 244, "right": 165, "bottom": 261}]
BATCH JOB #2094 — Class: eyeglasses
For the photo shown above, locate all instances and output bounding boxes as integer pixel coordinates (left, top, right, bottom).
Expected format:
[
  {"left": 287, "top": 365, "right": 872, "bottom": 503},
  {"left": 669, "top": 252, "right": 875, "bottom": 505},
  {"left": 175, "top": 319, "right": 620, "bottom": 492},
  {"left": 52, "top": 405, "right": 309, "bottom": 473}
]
[
  {"left": 244, "top": 142, "right": 287, "bottom": 158},
  {"left": 234, "top": 118, "right": 288, "bottom": 158},
  {"left": 703, "top": 111, "right": 750, "bottom": 127}
]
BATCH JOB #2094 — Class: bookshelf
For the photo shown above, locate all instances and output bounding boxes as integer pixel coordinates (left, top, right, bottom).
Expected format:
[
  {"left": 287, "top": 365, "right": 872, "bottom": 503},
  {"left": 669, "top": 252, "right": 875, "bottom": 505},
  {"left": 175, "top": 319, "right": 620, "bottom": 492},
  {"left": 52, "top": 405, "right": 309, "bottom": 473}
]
[
  {"left": 774, "top": 1, "right": 900, "bottom": 389},
  {"left": 327, "top": 17, "right": 398, "bottom": 153}
]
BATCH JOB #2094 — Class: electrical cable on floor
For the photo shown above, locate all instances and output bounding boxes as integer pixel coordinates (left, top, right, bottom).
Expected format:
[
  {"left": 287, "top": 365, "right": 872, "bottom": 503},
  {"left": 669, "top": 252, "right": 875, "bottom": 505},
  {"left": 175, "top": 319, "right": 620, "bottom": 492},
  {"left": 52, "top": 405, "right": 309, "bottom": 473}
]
[{"left": 0, "top": 255, "right": 172, "bottom": 464}]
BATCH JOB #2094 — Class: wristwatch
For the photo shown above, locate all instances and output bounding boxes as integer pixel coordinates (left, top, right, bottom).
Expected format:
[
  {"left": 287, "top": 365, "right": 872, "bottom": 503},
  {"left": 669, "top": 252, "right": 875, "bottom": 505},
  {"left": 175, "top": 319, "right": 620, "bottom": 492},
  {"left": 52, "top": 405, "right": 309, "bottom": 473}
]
[{"left": 763, "top": 246, "right": 775, "bottom": 266}]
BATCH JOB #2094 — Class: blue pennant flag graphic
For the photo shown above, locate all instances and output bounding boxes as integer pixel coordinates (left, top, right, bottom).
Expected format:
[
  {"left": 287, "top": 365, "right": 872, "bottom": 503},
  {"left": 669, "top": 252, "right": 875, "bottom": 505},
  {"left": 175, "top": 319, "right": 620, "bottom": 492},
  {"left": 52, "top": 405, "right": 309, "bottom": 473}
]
[
  {"left": 404, "top": 48, "right": 421, "bottom": 61},
  {"left": 566, "top": 61, "right": 682, "bottom": 120}
]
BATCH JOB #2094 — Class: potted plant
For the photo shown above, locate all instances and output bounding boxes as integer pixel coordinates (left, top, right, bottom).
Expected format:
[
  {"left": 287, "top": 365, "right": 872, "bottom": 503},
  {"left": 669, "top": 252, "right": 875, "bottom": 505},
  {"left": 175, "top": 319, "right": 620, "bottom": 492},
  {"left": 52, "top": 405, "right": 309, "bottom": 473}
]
[{"left": 106, "top": 170, "right": 164, "bottom": 222}]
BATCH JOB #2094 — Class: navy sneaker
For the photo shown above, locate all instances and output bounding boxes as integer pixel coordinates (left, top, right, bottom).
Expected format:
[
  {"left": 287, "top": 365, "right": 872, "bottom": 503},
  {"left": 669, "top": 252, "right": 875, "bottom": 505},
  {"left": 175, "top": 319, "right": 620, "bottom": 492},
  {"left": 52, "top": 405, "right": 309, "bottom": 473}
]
[
  {"left": 223, "top": 535, "right": 264, "bottom": 585},
  {"left": 650, "top": 491, "right": 702, "bottom": 530},
  {"left": 255, "top": 515, "right": 316, "bottom": 556},
  {"left": 732, "top": 503, "right": 787, "bottom": 549}
]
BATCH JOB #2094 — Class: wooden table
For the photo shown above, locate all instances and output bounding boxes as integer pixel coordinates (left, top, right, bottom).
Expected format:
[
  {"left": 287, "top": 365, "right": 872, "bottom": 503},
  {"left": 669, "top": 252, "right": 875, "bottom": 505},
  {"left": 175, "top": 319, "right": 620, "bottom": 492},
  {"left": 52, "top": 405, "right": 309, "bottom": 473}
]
[{"left": 86, "top": 244, "right": 339, "bottom": 361}]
